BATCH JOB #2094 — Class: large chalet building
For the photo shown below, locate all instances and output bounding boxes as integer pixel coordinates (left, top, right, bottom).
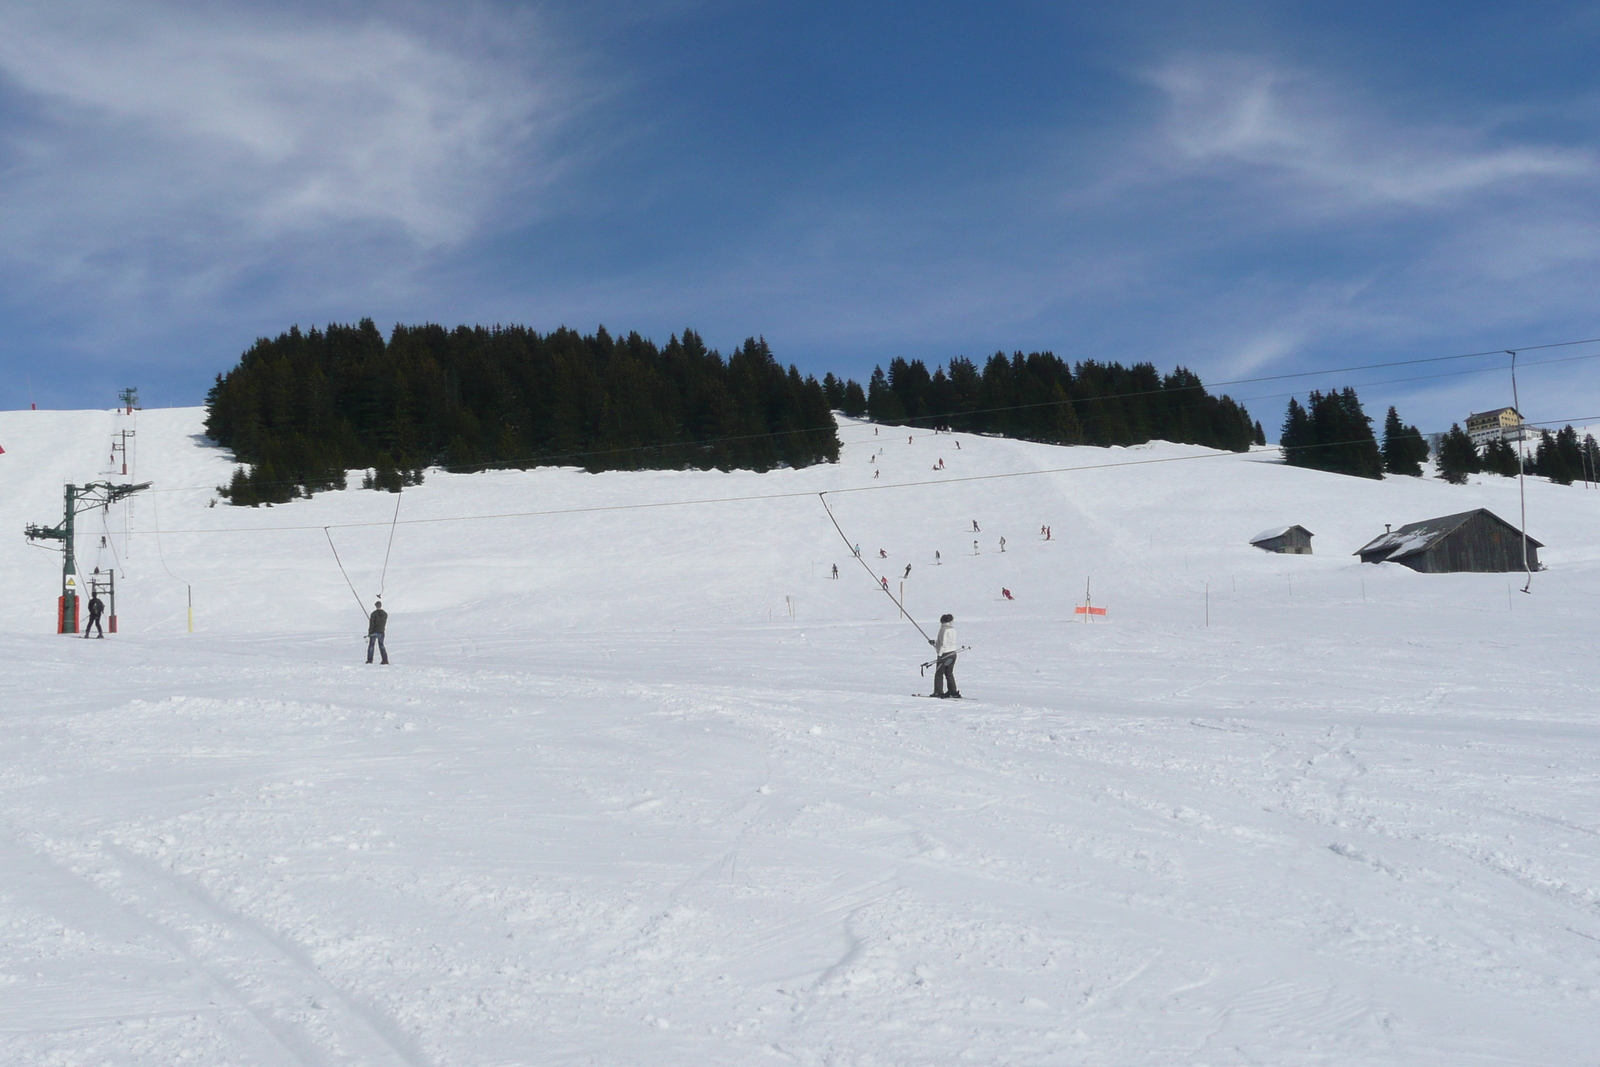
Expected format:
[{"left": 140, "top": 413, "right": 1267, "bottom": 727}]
[{"left": 1465, "top": 406, "right": 1524, "bottom": 447}]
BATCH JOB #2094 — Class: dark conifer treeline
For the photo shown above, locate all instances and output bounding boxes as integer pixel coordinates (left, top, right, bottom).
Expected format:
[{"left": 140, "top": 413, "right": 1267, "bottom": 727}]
[
  {"left": 1523, "top": 426, "right": 1597, "bottom": 485},
  {"left": 1279, "top": 388, "right": 1385, "bottom": 478},
  {"left": 1436, "top": 423, "right": 1596, "bottom": 485},
  {"left": 206, "top": 321, "right": 840, "bottom": 503},
  {"left": 827, "top": 353, "right": 1259, "bottom": 452}
]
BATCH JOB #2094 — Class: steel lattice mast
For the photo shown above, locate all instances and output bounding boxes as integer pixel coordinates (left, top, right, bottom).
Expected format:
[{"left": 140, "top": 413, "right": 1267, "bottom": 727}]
[{"left": 26, "top": 481, "right": 150, "bottom": 633}]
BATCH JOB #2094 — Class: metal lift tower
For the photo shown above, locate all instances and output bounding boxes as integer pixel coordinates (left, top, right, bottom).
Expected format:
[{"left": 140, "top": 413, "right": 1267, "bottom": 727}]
[{"left": 26, "top": 481, "right": 151, "bottom": 633}]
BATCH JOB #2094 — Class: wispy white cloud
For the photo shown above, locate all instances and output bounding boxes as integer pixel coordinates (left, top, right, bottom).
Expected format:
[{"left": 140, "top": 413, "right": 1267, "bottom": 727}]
[
  {"left": 0, "top": 1, "right": 579, "bottom": 306},
  {"left": 1148, "top": 54, "right": 1592, "bottom": 210}
]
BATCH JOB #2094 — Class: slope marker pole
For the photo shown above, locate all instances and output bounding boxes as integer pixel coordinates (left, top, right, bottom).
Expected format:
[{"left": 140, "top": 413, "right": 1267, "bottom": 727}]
[{"left": 1507, "top": 351, "right": 1533, "bottom": 594}]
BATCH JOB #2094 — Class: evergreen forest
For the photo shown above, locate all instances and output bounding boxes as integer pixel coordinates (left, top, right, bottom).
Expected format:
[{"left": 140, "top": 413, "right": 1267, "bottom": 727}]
[
  {"left": 827, "top": 354, "right": 1261, "bottom": 452},
  {"left": 1278, "top": 388, "right": 1388, "bottom": 479},
  {"left": 205, "top": 322, "right": 839, "bottom": 504},
  {"left": 205, "top": 324, "right": 1267, "bottom": 504},
  {"left": 1276, "top": 384, "right": 1598, "bottom": 488},
  {"left": 1436, "top": 422, "right": 1599, "bottom": 485}
]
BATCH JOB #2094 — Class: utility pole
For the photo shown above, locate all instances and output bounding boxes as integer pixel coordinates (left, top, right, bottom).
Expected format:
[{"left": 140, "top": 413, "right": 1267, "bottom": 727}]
[
  {"left": 26, "top": 481, "right": 150, "bottom": 633},
  {"left": 111, "top": 428, "right": 135, "bottom": 475}
]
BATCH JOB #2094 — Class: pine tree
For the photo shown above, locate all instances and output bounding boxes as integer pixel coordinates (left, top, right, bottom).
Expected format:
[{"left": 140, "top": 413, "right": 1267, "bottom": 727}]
[
  {"left": 1381, "top": 406, "right": 1426, "bottom": 476},
  {"left": 1533, "top": 429, "right": 1575, "bottom": 485},
  {"left": 1554, "top": 425, "right": 1582, "bottom": 484},
  {"left": 822, "top": 372, "right": 845, "bottom": 409},
  {"left": 1481, "top": 436, "right": 1521, "bottom": 477},
  {"left": 866, "top": 366, "right": 906, "bottom": 423},
  {"left": 1285, "top": 389, "right": 1381, "bottom": 477},
  {"left": 841, "top": 380, "right": 867, "bottom": 418},
  {"left": 222, "top": 465, "right": 255, "bottom": 506},
  {"left": 1436, "top": 424, "right": 1480, "bottom": 484},
  {"left": 1280, "top": 398, "right": 1311, "bottom": 466},
  {"left": 1402, "top": 422, "right": 1430, "bottom": 472},
  {"left": 1330, "top": 388, "right": 1383, "bottom": 478}
]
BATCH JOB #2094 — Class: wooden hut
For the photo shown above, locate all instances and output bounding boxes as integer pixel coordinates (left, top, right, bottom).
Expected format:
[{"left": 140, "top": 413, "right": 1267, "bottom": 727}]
[
  {"left": 1250, "top": 525, "right": 1314, "bottom": 554},
  {"left": 1353, "top": 509, "right": 1542, "bottom": 573}
]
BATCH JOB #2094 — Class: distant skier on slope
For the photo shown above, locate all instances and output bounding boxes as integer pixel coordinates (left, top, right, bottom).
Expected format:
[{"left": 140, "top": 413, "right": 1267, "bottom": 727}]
[
  {"left": 903, "top": 563, "right": 912, "bottom": 579},
  {"left": 84, "top": 594, "right": 105, "bottom": 638},
  {"left": 367, "top": 600, "right": 390, "bottom": 665},
  {"left": 929, "top": 613, "right": 960, "bottom": 698}
]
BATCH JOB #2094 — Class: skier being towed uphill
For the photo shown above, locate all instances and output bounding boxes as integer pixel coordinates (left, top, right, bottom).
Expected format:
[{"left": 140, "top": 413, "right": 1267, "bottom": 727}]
[
  {"left": 366, "top": 600, "right": 390, "bottom": 665},
  {"left": 928, "top": 613, "right": 961, "bottom": 698}
]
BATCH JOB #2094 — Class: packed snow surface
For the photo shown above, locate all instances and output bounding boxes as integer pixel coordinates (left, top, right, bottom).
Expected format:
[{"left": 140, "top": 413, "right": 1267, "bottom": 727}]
[{"left": 1, "top": 406, "right": 1598, "bottom": 1066}]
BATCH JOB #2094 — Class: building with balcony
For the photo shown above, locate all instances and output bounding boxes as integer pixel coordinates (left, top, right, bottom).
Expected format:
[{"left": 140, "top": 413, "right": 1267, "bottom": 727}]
[{"left": 1465, "top": 406, "right": 1524, "bottom": 447}]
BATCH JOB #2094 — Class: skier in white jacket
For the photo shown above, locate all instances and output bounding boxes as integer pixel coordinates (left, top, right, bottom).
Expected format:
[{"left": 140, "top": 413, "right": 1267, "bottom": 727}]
[{"left": 929, "top": 613, "right": 960, "bottom": 698}]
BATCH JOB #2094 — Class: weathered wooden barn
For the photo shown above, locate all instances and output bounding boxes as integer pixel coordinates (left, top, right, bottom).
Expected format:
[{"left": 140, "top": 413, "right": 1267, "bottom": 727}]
[
  {"left": 1250, "top": 525, "right": 1315, "bottom": 554},
  {"left": 1353, "top": 509, "right": 1542, "bottom": 573}
]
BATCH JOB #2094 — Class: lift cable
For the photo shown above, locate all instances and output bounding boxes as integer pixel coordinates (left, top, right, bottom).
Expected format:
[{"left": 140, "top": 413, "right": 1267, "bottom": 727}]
[{"left": 817, "top": 492, "right": 933, "bottom": 644}]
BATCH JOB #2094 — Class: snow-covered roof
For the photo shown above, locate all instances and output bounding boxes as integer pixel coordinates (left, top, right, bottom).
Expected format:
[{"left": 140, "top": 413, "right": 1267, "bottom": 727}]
[
  {"left": 1249, "top": 525, "right": 1312, "bottom": 544},
  {"left": 1354, "top": 509, "right": 1542, "bottom": 561}
]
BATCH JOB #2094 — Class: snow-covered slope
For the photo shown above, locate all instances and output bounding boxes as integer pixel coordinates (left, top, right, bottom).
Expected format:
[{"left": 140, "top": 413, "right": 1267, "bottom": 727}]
[{"left": 1, "top": 406, "right": 1597, "bottom": 1065}]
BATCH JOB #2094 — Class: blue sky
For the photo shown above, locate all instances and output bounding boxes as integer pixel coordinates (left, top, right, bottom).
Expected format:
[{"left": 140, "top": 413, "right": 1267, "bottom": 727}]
[{"left": 2, "top": 1, "right": 1598, "bottom": 437}]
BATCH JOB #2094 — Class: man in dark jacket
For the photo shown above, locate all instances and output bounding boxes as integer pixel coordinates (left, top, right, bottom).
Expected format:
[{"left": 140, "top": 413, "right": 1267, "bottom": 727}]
[
  {"left": 84, "top": 595, "right": 105, "bottom": 639},
  {"left": 366, "top": 600, "right": 389, "bottom": 664}
]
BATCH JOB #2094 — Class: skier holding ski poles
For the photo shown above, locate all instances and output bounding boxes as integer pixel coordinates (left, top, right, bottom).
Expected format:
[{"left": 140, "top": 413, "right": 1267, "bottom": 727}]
[{"left": 928, "top": 613, "right": 960, "bottom": 698}]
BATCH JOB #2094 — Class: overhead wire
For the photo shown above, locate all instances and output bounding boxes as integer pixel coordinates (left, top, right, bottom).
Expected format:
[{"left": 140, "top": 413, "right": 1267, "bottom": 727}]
[
  {"left": 129, "top": 413, "right": 1597, "bottom": 538},
  {"left": 1233, "top": 350, "right": 1600, "bottom": 408}
]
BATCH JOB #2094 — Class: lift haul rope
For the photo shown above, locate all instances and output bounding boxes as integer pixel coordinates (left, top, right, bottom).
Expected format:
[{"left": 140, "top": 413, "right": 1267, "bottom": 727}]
[
  {"left": 818, "top": 491, "right": 934, "bottom": 645},
  {"left": 378, "top": 488, "right": 402, "bottom": 597},
  {"left": 323, "top": 527, "right": 370, "bottom": 617},
  {"left": 150, "top": 486, "right": 197, "bottom": 632}
]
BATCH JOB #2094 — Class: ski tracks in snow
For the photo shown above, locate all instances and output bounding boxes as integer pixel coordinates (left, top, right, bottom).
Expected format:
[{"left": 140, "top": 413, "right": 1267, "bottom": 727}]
[{"left": 1, "top": 829, "right": 429, "bottom": 1067}]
